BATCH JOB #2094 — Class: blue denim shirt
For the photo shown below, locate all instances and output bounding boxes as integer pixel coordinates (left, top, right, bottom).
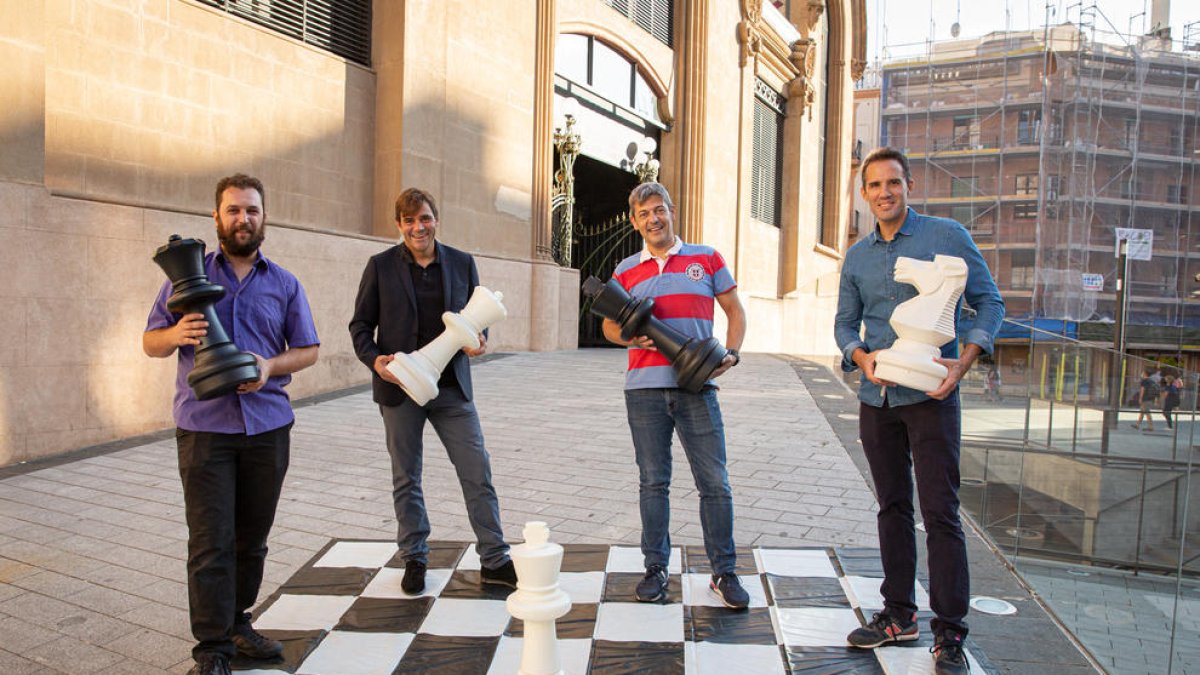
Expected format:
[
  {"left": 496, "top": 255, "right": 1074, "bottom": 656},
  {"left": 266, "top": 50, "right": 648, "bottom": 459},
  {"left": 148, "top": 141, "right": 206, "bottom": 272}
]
[
  {"left": 146, "top": 250, "right": 320, "bottom": 435},
  {"left": 835, "top": 208, "right": 1004, "bottom": 408}
]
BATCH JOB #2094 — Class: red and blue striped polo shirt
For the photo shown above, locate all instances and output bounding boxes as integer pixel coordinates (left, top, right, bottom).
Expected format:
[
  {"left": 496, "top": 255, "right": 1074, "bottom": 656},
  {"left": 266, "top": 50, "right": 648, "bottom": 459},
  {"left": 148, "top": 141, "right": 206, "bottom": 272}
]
[{"left": 612, "top": 240, "right": 737, "bottom": 390}]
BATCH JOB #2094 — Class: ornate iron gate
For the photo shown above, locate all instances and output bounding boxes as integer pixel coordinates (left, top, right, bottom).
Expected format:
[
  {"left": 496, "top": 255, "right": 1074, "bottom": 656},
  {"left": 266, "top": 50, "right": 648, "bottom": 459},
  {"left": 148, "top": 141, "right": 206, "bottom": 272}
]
[{"left": 573, "top": 212, "right": 641, "bottom": 346}]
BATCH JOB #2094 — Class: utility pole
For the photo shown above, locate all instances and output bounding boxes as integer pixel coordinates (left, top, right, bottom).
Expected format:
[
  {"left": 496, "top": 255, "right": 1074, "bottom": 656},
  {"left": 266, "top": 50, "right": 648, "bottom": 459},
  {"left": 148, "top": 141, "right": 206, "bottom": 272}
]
[{"left": 1103, "top": 239, "right": 1130, "bottom": 454}]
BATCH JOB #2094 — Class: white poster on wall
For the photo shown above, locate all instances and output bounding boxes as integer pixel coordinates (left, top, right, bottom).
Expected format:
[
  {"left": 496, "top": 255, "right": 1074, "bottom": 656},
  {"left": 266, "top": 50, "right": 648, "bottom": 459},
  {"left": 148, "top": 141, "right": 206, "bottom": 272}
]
[
  {"left": 1081, "top": 273, "right": 1104, "bottom": 291},
  {"left": 1114, "top": 228, "right": 1154, "bottom": 261}
]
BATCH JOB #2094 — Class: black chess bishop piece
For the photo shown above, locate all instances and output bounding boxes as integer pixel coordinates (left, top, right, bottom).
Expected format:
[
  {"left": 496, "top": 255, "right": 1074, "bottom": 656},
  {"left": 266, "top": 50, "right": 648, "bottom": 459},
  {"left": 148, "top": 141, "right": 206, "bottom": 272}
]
[
  {"left": 152, "top": 235, "right": 261, "bottom": 400},
  {"left": 582, "top": 276, "right": 727, "bottom": 393}
]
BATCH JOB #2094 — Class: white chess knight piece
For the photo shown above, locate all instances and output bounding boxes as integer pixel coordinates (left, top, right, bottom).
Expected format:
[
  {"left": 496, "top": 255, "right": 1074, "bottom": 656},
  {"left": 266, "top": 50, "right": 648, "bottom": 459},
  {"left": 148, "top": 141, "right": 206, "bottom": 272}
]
[
  {"left": 386, "top": 286, "right": 507, "bottom": 406},
  {"left": 506, "top": 522, "right": 571, "bottom": 675},
  {"left": 873, "top": 255, "right": 969, "bottom": 392}
]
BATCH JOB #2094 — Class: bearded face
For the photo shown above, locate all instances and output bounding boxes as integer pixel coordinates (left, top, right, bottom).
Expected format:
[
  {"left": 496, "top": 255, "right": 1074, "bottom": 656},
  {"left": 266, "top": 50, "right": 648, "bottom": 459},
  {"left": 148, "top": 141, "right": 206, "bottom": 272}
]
[{"left": 214, "top": 187, "right": 266, "bottom": 257}]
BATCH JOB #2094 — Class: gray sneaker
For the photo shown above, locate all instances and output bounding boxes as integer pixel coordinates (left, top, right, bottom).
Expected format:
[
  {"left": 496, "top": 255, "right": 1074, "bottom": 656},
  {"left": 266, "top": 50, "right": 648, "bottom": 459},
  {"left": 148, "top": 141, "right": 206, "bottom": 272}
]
[{"left": 847, "top": 610, "right": 919, "bottom": 648}]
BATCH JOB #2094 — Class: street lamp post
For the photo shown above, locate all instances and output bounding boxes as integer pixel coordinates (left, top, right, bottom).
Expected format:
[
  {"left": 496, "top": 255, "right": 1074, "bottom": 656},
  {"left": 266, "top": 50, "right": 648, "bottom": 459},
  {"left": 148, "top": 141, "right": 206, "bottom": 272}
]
[
  {"left": 633, "top": 136, "right": 660, "bottom": 184},
  {"left": 552, "top": 114, "right": 581, "bottom": 267}
]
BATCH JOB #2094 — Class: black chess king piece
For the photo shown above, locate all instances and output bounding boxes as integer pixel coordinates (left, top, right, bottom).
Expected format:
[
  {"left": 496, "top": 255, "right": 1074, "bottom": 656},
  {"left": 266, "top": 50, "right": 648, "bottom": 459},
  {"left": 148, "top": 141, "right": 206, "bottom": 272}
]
[
  {"left": 152, "top": 235, "right": 261, "bottom": 400},
  {"left": 582, "top": 276, "right": 727, "bottom": 393}
]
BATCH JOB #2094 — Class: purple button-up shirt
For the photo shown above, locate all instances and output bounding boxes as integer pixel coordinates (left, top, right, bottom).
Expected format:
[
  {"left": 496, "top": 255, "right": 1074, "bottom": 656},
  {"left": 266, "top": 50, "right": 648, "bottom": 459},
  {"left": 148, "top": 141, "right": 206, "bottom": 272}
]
[{"left": 146, "top": 250, "right": 320, "bottom": 435}]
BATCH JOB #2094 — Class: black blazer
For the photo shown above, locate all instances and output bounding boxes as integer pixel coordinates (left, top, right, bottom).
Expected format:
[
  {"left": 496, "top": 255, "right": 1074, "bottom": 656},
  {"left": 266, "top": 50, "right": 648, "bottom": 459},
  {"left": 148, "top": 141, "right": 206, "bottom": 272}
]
[{"left": 349, "top": 241, "right": 481, "bottom": 406}]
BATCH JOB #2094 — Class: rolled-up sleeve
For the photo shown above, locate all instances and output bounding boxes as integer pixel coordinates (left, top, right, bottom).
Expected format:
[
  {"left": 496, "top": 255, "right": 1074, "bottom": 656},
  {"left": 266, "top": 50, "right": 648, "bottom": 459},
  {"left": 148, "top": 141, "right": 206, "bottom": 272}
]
[{"left": 954, "top": 228, "right": 1005, "bottom": 354}]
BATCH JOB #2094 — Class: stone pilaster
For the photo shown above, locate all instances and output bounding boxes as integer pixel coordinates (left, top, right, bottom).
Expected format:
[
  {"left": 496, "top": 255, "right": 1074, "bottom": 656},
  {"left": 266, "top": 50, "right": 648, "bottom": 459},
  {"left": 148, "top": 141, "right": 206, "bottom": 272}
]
[{"left": 676, "top": 0, "right": 709, "bottom": 243}]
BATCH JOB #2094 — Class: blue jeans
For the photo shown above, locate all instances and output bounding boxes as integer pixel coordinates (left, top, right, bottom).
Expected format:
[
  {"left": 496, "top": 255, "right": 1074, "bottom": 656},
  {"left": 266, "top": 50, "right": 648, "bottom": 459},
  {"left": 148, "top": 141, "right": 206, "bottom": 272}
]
[
  {"left": 625, "top": 387, "right": 736, "bottom": 575},
  {"left": 380, "top": 385, "right": 509, "bottom": 568}
]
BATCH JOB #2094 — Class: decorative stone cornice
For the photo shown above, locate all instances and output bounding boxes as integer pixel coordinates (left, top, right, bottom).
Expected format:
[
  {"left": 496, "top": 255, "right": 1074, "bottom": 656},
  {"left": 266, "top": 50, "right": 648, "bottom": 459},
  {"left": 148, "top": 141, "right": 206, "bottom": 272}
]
[
  {"left": 851, "top": 57, "right": 867, "bottom": 82},
  {"left": 788, "top": 37, "right": 817, "bottom": 120},
  {"left": 737, "top": 0, "right": 763, "bottom": 67}
]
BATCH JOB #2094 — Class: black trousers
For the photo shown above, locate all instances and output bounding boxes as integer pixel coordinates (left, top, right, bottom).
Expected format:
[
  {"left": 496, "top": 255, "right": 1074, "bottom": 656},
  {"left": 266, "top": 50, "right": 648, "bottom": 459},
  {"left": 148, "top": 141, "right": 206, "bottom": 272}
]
[
  {"left": 177, "top": 423, "right": 291, "bottom": 659},
  {"left": 860, "top": 396, "right": 969, "bottom": 638}
]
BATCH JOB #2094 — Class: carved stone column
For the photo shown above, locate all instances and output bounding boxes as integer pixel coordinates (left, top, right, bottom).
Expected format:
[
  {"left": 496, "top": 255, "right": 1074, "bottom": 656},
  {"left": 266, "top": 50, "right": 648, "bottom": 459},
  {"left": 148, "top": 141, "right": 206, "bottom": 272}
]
[
  {"left": 676, "top": 0, "right": 709, "bottom": 243},
  {"left": 531, "top": 0, "right": 556, "bottom": 262}
]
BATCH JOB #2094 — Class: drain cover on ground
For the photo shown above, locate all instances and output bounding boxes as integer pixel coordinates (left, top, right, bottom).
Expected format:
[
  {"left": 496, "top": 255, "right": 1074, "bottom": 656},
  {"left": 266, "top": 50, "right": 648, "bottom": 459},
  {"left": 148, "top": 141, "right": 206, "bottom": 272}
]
[{"left": 969, "top": 596, "right": 1017, "bottom": 615}]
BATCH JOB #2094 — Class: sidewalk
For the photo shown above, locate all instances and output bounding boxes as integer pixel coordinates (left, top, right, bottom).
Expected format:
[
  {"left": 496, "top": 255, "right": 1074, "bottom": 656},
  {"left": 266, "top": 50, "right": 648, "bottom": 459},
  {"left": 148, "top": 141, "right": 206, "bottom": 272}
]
[{"left": 0, "top": 349, "right": 1090, "bottom": 673}]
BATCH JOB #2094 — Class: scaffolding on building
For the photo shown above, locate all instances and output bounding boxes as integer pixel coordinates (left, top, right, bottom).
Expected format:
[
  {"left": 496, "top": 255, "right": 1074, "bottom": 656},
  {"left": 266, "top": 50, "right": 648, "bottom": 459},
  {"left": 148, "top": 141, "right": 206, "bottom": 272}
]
[{"left": 877, "top": 3, "right": 1200, "bottom": 360}]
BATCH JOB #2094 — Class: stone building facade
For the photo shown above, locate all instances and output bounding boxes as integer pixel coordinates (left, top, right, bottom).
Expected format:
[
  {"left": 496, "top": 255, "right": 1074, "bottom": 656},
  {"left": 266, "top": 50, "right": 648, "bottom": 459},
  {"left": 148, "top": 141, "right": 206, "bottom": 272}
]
[{"left": 0, "top": 0, "right": 866, "bottom": 465}]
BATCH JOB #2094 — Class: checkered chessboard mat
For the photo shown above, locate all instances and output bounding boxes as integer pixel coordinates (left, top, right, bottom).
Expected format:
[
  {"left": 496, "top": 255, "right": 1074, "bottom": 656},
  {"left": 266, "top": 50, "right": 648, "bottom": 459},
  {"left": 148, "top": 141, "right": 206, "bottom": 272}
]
[{"left": 235, "top": 540, "right": 983, "bottom": 674}]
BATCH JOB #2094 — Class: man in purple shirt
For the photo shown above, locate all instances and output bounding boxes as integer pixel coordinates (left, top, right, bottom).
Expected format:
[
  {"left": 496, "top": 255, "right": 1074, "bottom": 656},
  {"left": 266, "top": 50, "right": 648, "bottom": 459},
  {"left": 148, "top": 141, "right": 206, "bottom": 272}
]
[{"left": 144, "top": 174, "right": 320, "bottom": 675}]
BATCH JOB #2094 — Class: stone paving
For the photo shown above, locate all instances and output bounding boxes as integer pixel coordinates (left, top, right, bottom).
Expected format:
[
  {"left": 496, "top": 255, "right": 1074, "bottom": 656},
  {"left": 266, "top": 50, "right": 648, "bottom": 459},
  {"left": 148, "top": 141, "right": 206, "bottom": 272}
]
[{"left": 0, "top": 349, "right": 1090, "bottom": 673}]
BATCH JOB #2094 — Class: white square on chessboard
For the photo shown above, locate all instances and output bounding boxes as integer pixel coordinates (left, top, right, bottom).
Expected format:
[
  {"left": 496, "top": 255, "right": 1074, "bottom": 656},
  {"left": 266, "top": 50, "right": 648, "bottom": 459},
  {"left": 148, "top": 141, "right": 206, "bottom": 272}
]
[
  {"left": 418, "top": 598, "right": 511, "bottom": 637},
  {"left": 775, "top": 607, "right": 863, "bottom": 647},
  {"left": 876, "top": 643, "right": 983, "bottom": 674},
  {"left": 754, "top": 548, "right": 837, "bottom": 578},
  {"left": 297, "top": 630, "right": 413, "bottom": 674},
  {"left": 682, "top": 573, "right": 768, "bottom": 608},
  {"left": 685, "top": 641, "right": 787, "bottom": 675},
  {"left": 361, "top": 567, "right": 452, "bottom": 599},
  {"left": 457, "top": 546, "right": 482, "bottom": 570},
  {"left": 253, "top": 594, "right": 357, "bottom": 631},
  {"left": 558, "top": 571, "right": 605, "bottom": 604},
  {"left": 313, "top": 541, "right": 399, "bottom": 568},
  {"left": 594, "top": 601, "right": 684, "bottom": 643},
  {"left": 605, "top": 545, "right": 682, "bottom": 573},
  {"left": 486, "top": 636, "right": 592, "bottom": 675},
  {"left": 842, "top": 575, "right": 931, "bottom": 611}
]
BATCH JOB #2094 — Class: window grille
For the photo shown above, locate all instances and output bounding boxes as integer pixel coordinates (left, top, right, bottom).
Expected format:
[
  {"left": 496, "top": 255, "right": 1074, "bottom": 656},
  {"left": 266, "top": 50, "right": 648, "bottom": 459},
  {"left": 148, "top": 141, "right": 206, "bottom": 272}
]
[
  {"left": 197, "top": 0, "right": 371, "bottom": 67},
  {"left": 601, "top": 0, "right": 673, "bottom": 47},
  {"left": 751, "top": 81, "right": 785, "bottom": 227}
]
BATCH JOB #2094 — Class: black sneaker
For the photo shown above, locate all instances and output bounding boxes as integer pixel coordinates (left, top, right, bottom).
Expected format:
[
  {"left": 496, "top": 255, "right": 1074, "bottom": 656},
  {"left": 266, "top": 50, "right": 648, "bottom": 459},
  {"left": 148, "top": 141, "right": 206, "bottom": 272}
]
[
  {"left": 932, "top": 632, "right": 969, "bottom": 674},
  {"left": 188, "top": 653, "right": 231, "bottom": 675},
  {"left": 480, "top": 560, "right": 518, "bottom": 588},
  {"left": 635, "top": 564, "right": 669, "bottom": 602},
  {"left": 709, "top": 572, "right": 750, "bottom": 609},
  {"left": 231, "top": 621, "right": 283, "bottom": 659},
  {"left": 846, "top": 610, "right": 919, "bottom": 648},
  {"left": 401, "top": 560, "right": 427, "bottom": 594}
]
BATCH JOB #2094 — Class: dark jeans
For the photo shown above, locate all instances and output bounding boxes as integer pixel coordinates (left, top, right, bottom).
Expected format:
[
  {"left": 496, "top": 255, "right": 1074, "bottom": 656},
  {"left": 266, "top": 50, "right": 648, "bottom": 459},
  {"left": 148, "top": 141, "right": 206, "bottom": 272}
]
[
  {"left": 177, "top": 423, "right": 291, "bottom": 659},
  {"left": 860, "top": 396, "right": 969, "bottom": 638}
]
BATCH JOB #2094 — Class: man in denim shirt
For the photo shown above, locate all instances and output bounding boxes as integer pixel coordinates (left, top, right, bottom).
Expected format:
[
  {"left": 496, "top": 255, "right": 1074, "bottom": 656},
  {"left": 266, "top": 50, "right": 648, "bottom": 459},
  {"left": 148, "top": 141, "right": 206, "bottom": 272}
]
[{"left": 835, "top": 148, "right": 1003, "bottom": 675}]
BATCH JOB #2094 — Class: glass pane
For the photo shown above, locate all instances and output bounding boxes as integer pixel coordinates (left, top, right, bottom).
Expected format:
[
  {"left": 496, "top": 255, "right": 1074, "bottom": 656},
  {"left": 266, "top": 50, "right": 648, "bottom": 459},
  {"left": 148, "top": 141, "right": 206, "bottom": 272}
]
[
  {"left": 555, "top": 33, "right": 590, "bottom": 85},
  {"left": 591, "top": 40, "right": 633, "bottom": 107}
]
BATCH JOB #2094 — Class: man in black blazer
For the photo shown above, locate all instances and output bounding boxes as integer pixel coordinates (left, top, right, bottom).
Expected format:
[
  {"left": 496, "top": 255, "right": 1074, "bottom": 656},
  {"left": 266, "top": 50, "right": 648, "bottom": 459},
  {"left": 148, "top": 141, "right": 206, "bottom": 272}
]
[{"left": 349, "top": 188, "right": 514, "bottom": 594}]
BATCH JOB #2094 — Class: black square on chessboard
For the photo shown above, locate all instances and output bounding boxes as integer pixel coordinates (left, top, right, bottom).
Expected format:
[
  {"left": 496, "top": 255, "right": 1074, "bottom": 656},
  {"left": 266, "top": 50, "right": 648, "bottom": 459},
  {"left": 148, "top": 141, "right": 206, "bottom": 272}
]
[
  {"left": 787, "top": 645, "right": 887, "bottom": 674},
  {"left": 589, "top": 639, "right": 684, "bottom": 675},
  {"left": 560, "top": 544, "right": 610, "bottom": 572},
  {"left": 334, "top": 596, "right": 434, "bottom": 633},
  {"left": 833, "top": 547, "right": 886, "bottom": 577},
  {"left": 277, "top": 565, "right": 376, "bottom": 596},
  {"left": 393, "top": 634, "right": 500, "bottom": 674},
  {"left": 687, "top": 605, "right": 777, "bottom": 645},
  {"left": 439, "top": 570, "right": 516, "bottom": 600},
  {"left": 602, "top": 571, "right": 683, "bottom": 603},
  {"left": 385, "top": 541, "right": 468, "bottom": 569},
  {"left": 683, "top": 545, "right": 759, "bottom": 575},
  {"left": 765, "top": 574, "right": 853, "bottom": 608},
  {"left": 507, "top": 603, "right": 598, "bottom": 640}
]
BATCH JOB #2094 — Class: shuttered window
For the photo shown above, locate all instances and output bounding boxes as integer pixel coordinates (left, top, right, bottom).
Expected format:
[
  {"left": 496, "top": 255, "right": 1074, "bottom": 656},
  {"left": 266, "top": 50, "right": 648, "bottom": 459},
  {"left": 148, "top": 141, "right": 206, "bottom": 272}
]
[
  {"left": 602, "top": 0, "right": 673, "bottom": 47},
  {"left": 197, "top": 0, "right": 371, "bottom": 67},
  {"left": 751, "top": 80, "right": 785, "bottom": 227}
]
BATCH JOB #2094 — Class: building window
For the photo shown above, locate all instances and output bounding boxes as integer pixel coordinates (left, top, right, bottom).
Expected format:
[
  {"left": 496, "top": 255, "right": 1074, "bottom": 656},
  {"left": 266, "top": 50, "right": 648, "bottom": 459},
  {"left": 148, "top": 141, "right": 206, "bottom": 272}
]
[
  {"left": 1015, "top": 174, "right": 1039, "bottom": 195},
  {"left": 1168, "top": 184, "right": 1189, "bottom": 204},
  {"left": 601, "top": 0, "right": 673, "bottom": 47},
  {"left": 1013, "top": 203, "right": 1038, "bottom": 219},
  {"left": 751, "top": 80, "right": 785, "bottom": 227},
  {"left": 197, "top": 0, "right": 372, "bottom": 66},
  {"left": 1011, "top": 251, "right": 1035, "bottom": 289},
  {"left": 1169, "top": 126, "right": 1184, "bottom": 155},
  {"left": 1124, "top": 119, "right": 1137, "bottom": 150},
  {"left": 1017, "top": 109, "right": 1041, "bottom": 145},
  {"left": 555, "top": 34, "right": 661, "bottom": 122},
  {"left": 951, "top": 176, "right": 978, "bottom": 198},
  {"left": 1046, "top": 175, "right": 1062, "bottom": 200},
  {"left": 952, "top": 115, "right": 980, "bottom": 149}
]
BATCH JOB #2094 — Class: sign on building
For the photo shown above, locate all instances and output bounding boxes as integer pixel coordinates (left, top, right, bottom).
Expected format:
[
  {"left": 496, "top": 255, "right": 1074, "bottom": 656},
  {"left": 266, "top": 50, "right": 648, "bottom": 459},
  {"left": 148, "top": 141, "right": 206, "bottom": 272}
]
[
  {"left": 1081, "top": 273, "right": 1104, "bottom": 291},
  {"left": 1114, "top": 228, "right": 1154, "bottom": 261}
]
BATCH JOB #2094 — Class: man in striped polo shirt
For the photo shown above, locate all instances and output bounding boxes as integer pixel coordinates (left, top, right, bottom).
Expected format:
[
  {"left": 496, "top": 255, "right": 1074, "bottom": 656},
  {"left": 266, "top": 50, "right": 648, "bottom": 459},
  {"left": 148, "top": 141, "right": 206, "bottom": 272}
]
[{"left": 602, "top": 182, "right": 749, "bottom": 609}]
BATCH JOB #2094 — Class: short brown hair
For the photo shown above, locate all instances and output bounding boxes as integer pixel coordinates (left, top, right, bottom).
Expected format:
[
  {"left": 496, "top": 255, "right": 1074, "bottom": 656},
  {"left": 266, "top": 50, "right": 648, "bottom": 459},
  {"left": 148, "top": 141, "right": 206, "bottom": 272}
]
[
  {"left": 628, "top": 182, "right": 674, "bottom": 216},
  {"left": 860, "top": 147, "right": 912, "bottom": 189},
  {"left": 395, "top": 188, "right": 439, "bottom": 221},
  {"left": 214, "top": 173, "right": 265, "bottom": 210}
]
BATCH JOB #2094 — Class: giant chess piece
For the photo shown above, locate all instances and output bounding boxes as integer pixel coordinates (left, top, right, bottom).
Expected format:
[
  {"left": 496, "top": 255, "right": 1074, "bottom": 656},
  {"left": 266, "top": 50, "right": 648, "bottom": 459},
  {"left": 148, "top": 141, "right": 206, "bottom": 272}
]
[
  {"left": 582, "top": 276, "right": 726, "bottom": 393},
  {"left": 152, "top": 235, "right": 261, "bottom": 400},
  {"left": 873, "top": 255, "right": 969, "bottom": 392},
  {"left": 387, "top": 286, "right": 507, "bottom": 406},
  {"left": 506, "top": 522, "right": 571, "bottom": 675}
]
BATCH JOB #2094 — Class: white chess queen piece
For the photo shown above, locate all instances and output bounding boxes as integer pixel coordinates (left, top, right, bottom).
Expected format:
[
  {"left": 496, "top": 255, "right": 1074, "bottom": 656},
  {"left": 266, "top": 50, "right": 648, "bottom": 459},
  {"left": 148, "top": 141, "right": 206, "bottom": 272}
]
[
  {"left": 873, "top": 255, "right": 969, "bottom": 392},
  {"left": 506, "top": 522, "right": 571, "bottom": 675},
  {"left": 386, "top": 286, "right": 507, "bottom": 406}
]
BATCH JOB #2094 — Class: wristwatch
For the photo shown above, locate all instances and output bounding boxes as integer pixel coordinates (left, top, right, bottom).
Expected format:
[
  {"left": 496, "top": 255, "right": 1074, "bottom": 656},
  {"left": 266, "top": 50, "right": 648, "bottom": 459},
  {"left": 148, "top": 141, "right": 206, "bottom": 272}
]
[{"left": 727, "top": 349, "right": 740, "bottom": 366}]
